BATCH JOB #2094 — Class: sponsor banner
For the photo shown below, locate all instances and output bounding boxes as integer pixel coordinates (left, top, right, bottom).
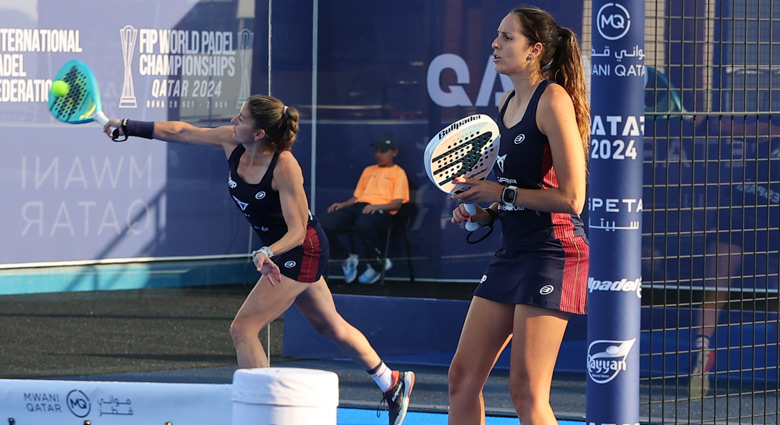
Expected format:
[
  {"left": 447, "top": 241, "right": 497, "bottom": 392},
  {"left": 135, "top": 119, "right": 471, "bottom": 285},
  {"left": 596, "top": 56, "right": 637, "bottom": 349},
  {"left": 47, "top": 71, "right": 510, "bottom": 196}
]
[
  {"left": 0, "top": 1, "right": 252, "bottom": 264},
  {"left": 586, "top": 1, "right": 644, "bottom": 425},
  {"left": 0, "top": 379, "right": 232, "bottom": 425}
]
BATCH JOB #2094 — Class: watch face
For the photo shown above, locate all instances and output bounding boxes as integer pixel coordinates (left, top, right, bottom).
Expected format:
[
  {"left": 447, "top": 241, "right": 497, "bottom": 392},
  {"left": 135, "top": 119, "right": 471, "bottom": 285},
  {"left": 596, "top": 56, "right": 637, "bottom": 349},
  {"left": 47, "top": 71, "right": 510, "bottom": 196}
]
[{"left": 502, "top": 186, "right": 516, "bottom": 204}]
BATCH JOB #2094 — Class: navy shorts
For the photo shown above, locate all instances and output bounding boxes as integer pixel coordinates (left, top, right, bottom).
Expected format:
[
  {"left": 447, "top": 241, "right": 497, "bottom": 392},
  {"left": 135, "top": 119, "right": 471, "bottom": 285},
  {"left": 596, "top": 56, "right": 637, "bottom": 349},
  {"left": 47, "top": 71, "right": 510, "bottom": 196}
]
[
  {"left": 272, "top": 219, "right": 329, "bottom": 283},
  {"left": 474, "top": 236, "right": 589, "bottom": 315}
]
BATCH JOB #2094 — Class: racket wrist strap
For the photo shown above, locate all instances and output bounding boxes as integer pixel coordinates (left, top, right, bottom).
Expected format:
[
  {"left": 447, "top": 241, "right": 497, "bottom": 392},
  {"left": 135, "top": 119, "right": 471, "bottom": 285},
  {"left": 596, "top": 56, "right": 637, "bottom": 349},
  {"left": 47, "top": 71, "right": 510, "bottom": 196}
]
[
  {"left": 484, "top": 207, "right": 499, "bottom": 225},
  {"left": 125, "top": 119, "right": 155, "bottom": 139}
]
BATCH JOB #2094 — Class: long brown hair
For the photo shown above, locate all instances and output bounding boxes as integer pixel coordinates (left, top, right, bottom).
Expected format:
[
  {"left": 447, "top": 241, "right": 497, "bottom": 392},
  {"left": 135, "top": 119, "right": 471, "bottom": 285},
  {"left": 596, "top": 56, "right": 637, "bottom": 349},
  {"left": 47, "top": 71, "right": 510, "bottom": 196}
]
[
  {"left": 511, "top": 7, "right": 590, "bottom": 157},
  {"left": 244, "top": 94, "right": 300, "bottom": 151}
]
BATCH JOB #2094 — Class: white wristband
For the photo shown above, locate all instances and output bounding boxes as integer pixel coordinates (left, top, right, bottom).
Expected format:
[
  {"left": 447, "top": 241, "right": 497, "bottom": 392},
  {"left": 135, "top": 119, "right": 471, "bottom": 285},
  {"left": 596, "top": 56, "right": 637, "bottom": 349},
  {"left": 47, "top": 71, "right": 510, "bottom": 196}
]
[{"left": 251, "top": 246, "right": 274, "bottom": 260}]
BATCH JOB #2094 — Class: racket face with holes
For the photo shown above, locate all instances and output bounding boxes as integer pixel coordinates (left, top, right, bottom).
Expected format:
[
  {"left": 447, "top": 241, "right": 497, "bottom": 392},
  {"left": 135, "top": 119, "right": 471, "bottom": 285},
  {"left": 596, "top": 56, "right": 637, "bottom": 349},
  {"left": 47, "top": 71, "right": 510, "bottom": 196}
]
[
  {"left": 424, "top": 114, "right": 501, "bottom": 194},
  {"left": 48, "top": 60, "right": 103, "bottom": 124}
]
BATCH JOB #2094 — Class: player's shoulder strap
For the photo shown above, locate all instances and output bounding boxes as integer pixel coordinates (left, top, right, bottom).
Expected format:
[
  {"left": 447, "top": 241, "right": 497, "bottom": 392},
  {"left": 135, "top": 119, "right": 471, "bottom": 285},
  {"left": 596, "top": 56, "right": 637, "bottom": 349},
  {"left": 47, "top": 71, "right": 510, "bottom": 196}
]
[{"left": 498, "top": 90, "right": 516, "bottom": 120}]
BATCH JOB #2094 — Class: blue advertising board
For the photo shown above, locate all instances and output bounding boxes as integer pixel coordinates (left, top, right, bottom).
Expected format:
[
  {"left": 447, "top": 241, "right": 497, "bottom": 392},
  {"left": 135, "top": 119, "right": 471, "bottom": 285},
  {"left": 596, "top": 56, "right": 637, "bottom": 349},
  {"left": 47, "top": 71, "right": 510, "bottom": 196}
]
[
  {"left": 586, "top": 1, "right": 643, "bottom": 424},
  {"left": 0, "top": 1, "right": 586, "bottom": 285}
]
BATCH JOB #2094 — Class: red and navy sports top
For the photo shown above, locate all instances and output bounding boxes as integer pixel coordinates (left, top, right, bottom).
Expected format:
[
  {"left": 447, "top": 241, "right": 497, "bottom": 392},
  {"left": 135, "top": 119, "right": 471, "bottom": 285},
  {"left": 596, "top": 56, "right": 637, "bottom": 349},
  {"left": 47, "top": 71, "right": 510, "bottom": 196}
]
[{"left": 494, "top": 80, "right": 587, "bottom": 246}]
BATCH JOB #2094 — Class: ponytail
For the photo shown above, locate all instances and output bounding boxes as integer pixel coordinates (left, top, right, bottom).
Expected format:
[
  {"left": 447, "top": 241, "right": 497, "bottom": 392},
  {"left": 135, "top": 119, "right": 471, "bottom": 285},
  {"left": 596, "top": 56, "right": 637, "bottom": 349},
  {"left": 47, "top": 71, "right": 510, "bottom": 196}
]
[{"left": 548, "top": 27, "right": 590, "bottom": 157}]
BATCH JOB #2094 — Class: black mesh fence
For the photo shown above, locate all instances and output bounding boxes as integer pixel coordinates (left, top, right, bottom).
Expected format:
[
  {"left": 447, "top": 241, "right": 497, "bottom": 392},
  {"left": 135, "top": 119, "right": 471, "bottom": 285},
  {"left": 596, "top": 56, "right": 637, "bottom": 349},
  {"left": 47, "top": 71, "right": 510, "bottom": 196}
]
[{"left": 642, "top": 0, "right": 780, "bottom": 422}]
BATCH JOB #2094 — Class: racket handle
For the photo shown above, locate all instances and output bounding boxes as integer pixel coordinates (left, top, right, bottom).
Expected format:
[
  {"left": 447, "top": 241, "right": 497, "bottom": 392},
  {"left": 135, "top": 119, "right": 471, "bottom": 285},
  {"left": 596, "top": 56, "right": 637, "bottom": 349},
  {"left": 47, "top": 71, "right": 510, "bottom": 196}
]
[
  {"left": 464, "top": 203, "right": 479, "bottom": 231},
  {"left": 95, "top": 111, "right": 109, "bottom": 126}
]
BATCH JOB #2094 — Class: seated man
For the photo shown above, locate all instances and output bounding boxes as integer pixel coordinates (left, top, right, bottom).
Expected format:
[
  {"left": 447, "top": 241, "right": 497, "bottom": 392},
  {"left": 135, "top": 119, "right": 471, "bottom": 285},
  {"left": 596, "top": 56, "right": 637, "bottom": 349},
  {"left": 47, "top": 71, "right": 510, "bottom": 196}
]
[{"left": 320, "top": 134, "right": 410, "bottom": 284}]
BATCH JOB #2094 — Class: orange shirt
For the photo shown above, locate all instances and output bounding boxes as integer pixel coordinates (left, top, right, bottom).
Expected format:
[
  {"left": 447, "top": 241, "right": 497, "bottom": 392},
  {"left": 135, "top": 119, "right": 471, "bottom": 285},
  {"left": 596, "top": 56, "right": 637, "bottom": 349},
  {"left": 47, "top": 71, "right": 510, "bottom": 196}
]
[{"left": 353, "top": 164, "right": 409, "bottom": 212}]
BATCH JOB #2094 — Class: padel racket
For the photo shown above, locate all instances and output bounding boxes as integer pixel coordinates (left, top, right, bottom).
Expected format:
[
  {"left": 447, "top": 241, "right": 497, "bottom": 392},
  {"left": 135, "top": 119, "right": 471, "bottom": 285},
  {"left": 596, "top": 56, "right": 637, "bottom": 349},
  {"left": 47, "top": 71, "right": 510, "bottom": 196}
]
[
  {"left": 424, "top": 114, "right": 501, "bottom": 231},
  {"left": 48, "top": 60, "right": 109, "bottom": 126}
]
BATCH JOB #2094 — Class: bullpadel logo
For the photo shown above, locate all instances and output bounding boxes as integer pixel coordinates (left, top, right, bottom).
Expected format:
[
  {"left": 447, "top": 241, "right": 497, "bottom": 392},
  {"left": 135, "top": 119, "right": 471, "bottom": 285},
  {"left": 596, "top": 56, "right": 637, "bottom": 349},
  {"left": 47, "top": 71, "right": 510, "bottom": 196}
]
[{"left": 587, "top": 338, "right": 635, "bottom": 384}]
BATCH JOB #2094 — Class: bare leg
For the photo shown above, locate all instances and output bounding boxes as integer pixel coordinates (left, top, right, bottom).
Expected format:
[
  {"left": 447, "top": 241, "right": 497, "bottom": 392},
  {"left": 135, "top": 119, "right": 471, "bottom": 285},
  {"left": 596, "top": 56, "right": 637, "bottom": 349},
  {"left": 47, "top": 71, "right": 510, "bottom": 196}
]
[
  {"left": 293, "top": 278, "right": 382, "bottom": 369},
  {"left": 508, "top": 305, "right": 569, "bottom": 425},
  {"left": 230, "top": 274, "right": 311, "bottom": 368},
  {"left": 690, "top": 240, "right": 742, "bottom": 398},
  {"left": 448, "top": 297, "right": 514, "bottom": 425},
  {"left": 696, "top": 241, "right": 742, "bottom": 339}
]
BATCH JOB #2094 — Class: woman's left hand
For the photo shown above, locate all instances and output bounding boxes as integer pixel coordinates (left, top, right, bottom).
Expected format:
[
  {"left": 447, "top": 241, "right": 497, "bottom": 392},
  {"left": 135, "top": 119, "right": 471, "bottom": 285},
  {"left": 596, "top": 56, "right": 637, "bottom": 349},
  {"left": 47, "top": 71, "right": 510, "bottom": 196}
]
[
  {"left": 450, "top": 177, "right": 503, "bottom": 204},
  {"left": 254, "top": 254, "right": 281, "bottom": 285}
]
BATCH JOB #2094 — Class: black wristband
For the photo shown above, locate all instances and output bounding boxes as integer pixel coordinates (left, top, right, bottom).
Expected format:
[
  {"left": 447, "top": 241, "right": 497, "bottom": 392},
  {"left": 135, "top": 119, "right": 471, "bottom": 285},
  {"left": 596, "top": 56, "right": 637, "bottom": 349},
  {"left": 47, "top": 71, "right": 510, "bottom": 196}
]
[{"left": 126, "top": 120, "right": 155, "bottom": 139}]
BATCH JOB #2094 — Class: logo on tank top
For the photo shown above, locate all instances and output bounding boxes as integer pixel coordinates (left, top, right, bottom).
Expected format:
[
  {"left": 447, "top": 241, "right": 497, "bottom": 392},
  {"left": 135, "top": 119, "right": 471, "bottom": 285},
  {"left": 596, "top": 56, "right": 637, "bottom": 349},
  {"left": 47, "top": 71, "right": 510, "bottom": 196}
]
[
  {"left": 232, "top": 196, "right": 248, "bottom": 211},
  {"left": 255, "top": 191, "right": 266, "bottom": 200},
  {"left": 480, "top": 274, "right": 487, "bottom": 283},
  {"left": 284, "top": 261, "right": 297, "bottom": 268},
  {"left": 228, "top": 176, "right": 237, "bottom": 189},
  {"left": 539, "top": 285, "right": 554, "bottom": 295},
  {"left": 513, "top": 134, "right": 525, "bottom": 144},
  {"left": 495, "top": 154, "right": 507, "bottom": 173}
]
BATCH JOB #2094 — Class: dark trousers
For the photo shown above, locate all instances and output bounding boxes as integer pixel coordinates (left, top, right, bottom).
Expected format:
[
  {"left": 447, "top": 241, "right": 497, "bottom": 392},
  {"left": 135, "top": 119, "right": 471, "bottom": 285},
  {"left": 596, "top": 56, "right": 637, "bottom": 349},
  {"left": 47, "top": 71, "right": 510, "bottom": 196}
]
[{"left": 319, "top": 203, "right": 393, "bottom": 269}]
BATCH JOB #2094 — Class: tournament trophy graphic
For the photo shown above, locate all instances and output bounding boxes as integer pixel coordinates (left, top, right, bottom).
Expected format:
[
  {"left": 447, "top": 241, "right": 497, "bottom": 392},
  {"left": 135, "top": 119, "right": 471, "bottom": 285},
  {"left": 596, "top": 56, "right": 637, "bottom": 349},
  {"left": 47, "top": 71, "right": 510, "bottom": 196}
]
[
  {"left": 119, "top": 25, "right": 138, "bottom": 108},
  {"left": 237, "top": 28, "right": 254, "bottom": 108}
]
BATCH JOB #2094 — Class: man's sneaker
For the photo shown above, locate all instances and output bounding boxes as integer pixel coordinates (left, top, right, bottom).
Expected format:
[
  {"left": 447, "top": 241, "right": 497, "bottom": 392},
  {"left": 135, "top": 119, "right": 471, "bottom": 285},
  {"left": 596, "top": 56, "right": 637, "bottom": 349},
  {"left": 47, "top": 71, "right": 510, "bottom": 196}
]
[
  {"left": 359, "top": 258, "right": 393, "bottom": 284},
  {"left": 380, "top": 371, "right": 415, "bottom": 425},
  {"left": 689, "top": 337, "right": 715, "bottom": 399},
  {"left": 342, "top": 254, "right": 359, "bottom": 283}
]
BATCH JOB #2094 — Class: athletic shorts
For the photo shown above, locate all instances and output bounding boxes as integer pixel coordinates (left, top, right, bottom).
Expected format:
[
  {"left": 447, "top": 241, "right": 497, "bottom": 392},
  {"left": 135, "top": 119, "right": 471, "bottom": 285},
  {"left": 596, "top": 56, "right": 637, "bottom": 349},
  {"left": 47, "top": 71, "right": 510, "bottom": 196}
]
[
  {"left": 473, "top": 236, "right": 589, "bottom": 315},
  {"left": 272, "top": 219, "right": 329, "bottom": 283}
]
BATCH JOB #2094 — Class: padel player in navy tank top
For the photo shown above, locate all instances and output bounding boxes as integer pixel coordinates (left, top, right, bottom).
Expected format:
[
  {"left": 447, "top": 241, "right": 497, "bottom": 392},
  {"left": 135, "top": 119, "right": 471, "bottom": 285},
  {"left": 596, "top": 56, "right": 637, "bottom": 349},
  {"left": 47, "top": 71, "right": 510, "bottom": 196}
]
[
  {"left": 447, "top": 8, "right": 590, "bottom": 424},
  {"left": 475, "top": 80, "right": 589, "bottom": 314},
  {"left": 104, "top": 94, "right": 415, "bottom": 425},
  {"left": 227, "top": 144, "right": 327, "bottom": 283}
]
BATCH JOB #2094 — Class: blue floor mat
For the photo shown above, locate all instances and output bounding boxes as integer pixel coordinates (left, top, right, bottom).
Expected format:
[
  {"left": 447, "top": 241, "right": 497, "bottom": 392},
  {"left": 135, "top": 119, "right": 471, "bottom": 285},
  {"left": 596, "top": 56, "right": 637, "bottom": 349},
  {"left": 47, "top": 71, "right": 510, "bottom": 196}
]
[{"left": 338, "top": 407, "right": 584, "bottom": 424}]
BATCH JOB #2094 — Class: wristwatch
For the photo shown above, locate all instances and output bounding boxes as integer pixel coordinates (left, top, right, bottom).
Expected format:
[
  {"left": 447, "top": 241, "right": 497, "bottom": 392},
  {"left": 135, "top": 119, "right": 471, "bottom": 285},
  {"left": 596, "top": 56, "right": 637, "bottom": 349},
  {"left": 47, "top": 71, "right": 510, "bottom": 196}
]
[{"left": 501, "top": 185, "right": 518, "bottom": 207}]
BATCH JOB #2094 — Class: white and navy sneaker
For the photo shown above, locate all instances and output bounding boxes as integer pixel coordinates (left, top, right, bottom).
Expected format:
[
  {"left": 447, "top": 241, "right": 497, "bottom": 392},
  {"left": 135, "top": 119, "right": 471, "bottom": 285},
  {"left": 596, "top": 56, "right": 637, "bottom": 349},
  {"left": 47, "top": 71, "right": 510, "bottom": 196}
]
[{"left": 380, "top": 371, "right": 415, "bottom": 425}]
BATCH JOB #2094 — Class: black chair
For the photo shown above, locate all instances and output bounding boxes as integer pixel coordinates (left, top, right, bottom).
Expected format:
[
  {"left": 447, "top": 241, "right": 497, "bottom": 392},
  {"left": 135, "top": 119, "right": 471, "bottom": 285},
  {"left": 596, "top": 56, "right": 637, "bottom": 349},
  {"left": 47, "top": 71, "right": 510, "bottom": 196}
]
[{"left": 377, "top": 197, "right": 417, "bottom": 285}]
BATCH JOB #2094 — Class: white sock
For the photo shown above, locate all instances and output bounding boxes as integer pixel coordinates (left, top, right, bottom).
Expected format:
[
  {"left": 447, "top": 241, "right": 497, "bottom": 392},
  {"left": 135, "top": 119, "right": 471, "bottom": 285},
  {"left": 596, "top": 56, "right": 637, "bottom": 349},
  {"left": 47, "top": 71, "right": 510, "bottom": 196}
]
[{"left": 367, "top": 362, "right": 394, "bottom": 393}]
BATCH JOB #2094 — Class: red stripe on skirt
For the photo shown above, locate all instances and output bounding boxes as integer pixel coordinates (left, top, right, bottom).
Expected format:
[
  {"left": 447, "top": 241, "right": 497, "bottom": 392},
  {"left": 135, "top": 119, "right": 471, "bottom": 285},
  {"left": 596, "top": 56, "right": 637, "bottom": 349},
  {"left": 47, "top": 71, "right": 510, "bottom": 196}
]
[
  {"left": 297, "top": 224, "right": 321, "bottom": 283},
  {"left": 557, "top": 235, "right": 589, "bottom": 314}
]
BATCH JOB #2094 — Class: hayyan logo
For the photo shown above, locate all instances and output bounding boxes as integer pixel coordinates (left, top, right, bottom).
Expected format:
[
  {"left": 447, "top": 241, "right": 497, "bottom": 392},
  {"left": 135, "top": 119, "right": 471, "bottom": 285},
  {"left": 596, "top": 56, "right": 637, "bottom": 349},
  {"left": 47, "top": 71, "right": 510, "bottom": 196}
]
[
  {"left": 596, "top": 3, "right": 631, "bottom": 41},
  {"left": 284, "top": 261, "right": 297, "bottom": 268},
  {"left": 587, "top": 338, "right": 635, "bottom": 384},
  {"left": 539, "top": 285, "right": 554, "bottom": 295},
  {"left": 514, "top": 134, "right": 525, "bottom": 144},
  {"left": 255, "top": 191, "right": 266, "bottom": 200}
]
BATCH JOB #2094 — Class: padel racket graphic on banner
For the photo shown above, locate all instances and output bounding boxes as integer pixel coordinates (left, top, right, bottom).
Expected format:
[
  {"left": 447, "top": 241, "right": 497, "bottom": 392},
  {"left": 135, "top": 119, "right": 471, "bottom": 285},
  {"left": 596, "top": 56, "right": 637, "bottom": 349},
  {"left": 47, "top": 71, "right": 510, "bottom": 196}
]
[
  {"left": 424, "top": 114, "right": 501, "bottom": 231},
  {"left": 48, "top": 60, "right": 109, "bottom": 125}
]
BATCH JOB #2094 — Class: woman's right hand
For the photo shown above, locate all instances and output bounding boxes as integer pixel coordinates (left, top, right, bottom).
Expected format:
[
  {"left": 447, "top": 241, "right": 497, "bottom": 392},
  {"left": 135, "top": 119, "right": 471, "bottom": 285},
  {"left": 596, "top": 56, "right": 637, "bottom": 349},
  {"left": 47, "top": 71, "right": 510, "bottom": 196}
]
[
  {"left": 103, "top": 118, "right": 124, "bottom": 139},
  {"left": 327, "top": 202, "right": 342, "bottom": 213}
]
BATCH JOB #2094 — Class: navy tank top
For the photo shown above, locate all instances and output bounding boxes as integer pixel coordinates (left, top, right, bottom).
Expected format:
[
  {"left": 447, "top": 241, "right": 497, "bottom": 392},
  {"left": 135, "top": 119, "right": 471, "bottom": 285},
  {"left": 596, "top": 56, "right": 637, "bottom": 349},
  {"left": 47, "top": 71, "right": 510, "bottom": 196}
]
[
  {"left": 494, "top": 80, "right": 587, "bottom": 246},
  {"left": 227, "top": 144, "right": 288, "bottom": 245}
]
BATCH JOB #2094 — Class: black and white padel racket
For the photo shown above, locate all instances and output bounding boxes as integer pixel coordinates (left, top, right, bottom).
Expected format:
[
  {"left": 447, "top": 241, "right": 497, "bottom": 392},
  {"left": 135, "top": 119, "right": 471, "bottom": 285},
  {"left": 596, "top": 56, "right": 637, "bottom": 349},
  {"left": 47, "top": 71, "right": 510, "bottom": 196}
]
[{"left": 424, "top": 114, "right": 501, "bottom": 231}]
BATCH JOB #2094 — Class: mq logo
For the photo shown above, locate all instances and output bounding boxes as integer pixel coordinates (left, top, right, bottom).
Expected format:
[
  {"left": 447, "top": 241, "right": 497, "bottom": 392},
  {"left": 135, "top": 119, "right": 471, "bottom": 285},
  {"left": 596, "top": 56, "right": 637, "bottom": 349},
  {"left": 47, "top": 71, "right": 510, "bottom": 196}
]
[
  {"left": 66, "top": 389, "right": 91, "bottom": 418},
  {"left": 596, "top": 3, "right": 631, "bottom": 41}
]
